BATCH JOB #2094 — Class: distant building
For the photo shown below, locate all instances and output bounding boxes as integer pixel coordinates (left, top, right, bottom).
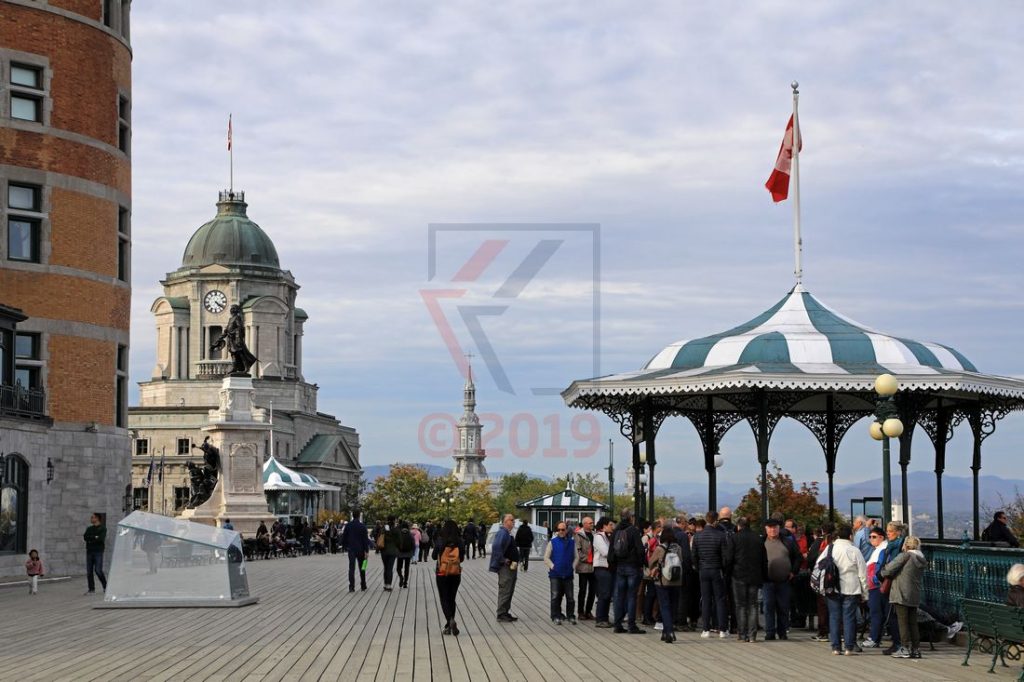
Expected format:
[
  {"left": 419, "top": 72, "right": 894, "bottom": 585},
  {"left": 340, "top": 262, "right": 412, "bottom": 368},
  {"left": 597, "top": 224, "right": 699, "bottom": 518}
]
[
  {"left": 451, "top": 362, "right": 488, "bottom": 485},
  {"left": 1, "top": 0, "right": 133, "bottom": 577},
  {"left": 128, "top": 191, "right": 361, "bottom": 517},
  {"left": 516, "top": 488, "right": 608, "bottom": 529}
]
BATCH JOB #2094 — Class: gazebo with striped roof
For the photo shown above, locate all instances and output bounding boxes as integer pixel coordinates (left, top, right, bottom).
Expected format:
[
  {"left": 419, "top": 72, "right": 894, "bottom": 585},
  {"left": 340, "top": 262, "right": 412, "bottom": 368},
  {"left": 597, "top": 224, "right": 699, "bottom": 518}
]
[
  {"left": 516, "top": 488, "right": 608, "bottom": 530},
  {"left": 562, "top": 285, "right": 1024, "bottom": 537}
]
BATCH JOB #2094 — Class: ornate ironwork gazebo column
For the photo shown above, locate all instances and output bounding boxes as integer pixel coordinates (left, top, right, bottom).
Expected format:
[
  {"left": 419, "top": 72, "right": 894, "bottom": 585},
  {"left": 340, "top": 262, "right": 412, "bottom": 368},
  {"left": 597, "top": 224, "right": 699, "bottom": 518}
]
[
  {"left": 756, "top": 391, "right": 770, "bottom": 523},
  {"left": 919, "top": 401, "right": 956, "bottom": 540},
  {"left": 965, "top": 399, "right": 1017, "bottom": 539}
]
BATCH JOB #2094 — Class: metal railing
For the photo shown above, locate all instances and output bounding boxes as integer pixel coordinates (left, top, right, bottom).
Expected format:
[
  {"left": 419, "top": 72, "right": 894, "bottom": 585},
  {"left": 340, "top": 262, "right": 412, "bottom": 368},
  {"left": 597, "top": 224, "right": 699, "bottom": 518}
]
[
  {"left": 921, "top": 542, "right": 1024, "bottom": 620},
  {"left": 0, "top": 382, "right": 46, "bottom": 419}
]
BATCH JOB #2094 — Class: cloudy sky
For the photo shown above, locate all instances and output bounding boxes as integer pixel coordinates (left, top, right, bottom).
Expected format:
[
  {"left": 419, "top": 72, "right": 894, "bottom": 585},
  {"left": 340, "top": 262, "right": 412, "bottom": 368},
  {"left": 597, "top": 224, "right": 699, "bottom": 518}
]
[{"left": 128, "top": 2, "right": 1024, "bottom": 494}]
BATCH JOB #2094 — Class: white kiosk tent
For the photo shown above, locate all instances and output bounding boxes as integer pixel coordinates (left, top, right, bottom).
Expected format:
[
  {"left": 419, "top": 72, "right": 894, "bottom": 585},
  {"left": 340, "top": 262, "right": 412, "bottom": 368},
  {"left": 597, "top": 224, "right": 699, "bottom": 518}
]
[
  {"left": 263, "top": 455, "right": 339, "bottom": 520},
  {"left": 516, "top": 488, "right": 608, "bottom": 531}
]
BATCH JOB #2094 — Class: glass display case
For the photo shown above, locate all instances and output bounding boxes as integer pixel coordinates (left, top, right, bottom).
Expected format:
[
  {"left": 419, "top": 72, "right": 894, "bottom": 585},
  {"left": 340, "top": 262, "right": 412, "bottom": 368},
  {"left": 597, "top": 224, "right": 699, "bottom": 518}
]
[{"left": 99, "top": 511, "right": 257, "bottom": 608}]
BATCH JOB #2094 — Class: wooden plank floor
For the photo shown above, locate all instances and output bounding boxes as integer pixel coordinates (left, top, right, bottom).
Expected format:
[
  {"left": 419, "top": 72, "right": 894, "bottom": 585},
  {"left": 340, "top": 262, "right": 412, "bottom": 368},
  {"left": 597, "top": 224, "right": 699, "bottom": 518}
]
[{"left": 0, "top": 553, "right": 1013, "bottom": 681}]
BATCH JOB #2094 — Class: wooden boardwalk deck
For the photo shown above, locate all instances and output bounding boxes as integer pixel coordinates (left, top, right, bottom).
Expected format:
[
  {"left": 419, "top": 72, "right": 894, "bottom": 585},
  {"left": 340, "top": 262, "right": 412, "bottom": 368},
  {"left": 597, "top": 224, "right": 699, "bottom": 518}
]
[{"left": 0, "top": 554, "right": 1013, "bottom": 681}]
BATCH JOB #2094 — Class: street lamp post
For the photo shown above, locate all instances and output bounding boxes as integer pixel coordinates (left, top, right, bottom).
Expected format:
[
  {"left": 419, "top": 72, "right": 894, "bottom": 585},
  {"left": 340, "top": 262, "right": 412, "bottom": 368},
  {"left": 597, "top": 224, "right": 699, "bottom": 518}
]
[
  {"left": 443, "top": 487, "right": 454, "bottom": 520},
  {"left": 605, "top": 439, "right": 614, "bottom": 519},
  {"left": 638, "top": 451, "right": 648, "bottom": 520},
  {"left": 870, "top": 373, "right": 904, "bottom": 529}
]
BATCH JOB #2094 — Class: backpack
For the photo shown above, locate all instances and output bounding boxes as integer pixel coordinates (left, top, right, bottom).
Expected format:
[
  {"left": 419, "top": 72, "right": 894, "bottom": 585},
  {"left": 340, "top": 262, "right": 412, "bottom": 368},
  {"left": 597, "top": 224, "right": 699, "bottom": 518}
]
[
  {"left": 399, "top": 529, "right": 414, "bottom": 553},
  {"left": 661, "top": 543, "right": 683, "bottom": 582},
  {"left": 437, "top": 545, "right": 461, "bottom": 576},
  {"left": 810, "top": 544, "right": 840, "bottom": 598},
  {"left": 612, "top": 528, "right": 631, "bottom": 561}
]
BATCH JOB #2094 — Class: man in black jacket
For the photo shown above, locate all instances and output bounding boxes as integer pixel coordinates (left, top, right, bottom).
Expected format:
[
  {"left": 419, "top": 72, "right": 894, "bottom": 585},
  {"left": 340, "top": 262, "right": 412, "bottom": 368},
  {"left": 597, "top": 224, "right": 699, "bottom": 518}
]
[
  {"left": 463, "top": 521, "right": 479, "bottom": 559},
  {"left": 724, "top": 516, "right": 768, "bottom": 641},
  {"left": 611, "top": 510, "right": 646, "bottom": 634},
  {"left": 983, "top": 511, "right": 1020, "bottom": 547},
  {"left": 515, "top": 520, "right": 534, "bottom": 571},
  {"left": 339, "top": 509, "right": 372, "bottom": 592},
  {"left": 692, "top": 510, "right": 728, "bottom": 638}
]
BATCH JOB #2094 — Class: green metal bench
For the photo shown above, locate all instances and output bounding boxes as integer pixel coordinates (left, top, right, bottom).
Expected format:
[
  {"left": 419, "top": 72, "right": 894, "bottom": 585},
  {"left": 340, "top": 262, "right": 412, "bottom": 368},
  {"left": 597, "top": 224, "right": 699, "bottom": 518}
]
[{"left": 962, "top": 598, "right": 1024, "bottom": 680}]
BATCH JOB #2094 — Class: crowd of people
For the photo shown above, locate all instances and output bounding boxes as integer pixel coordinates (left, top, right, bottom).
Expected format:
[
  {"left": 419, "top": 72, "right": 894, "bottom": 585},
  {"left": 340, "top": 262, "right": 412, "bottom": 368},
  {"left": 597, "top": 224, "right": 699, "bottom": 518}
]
[
  {"left": 321, "top": 505, "right": 1024, "bottom": 654},
  {"left": 483, "top": 507, "right": 969, "bottom": 659}
]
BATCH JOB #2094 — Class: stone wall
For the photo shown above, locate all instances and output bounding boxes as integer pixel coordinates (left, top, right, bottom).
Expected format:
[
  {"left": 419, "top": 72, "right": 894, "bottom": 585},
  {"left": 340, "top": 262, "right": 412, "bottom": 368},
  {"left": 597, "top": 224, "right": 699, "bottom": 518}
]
[{"left": 0, "top": 417, "right": 131, "bottom": 579}]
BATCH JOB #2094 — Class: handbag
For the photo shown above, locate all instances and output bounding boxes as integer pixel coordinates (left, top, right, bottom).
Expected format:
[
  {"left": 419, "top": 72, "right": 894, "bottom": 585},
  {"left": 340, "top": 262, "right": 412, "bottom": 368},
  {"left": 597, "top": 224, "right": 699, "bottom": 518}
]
[{"left": 880, "top": 577, "right": 892, "bottom": 594}]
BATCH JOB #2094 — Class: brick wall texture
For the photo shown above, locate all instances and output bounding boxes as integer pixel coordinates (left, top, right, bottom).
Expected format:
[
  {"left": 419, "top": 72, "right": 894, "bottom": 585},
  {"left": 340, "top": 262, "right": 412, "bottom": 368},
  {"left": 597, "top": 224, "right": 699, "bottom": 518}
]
[{"left": 2, "top": 1, "right": 131, "bottom": 426}]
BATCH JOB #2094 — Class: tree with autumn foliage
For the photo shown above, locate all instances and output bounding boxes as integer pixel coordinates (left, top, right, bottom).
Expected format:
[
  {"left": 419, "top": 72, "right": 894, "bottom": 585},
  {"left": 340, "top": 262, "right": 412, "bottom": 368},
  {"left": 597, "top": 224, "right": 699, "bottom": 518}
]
[
  {"left": 735, "top": 461, "right": 835, "bottom": 530},
  {"left": 362, "top": 464, "right": 446, "bottom": 522},
  {"left": 450, "top": 479, "right": 498, "bottom": 526}
]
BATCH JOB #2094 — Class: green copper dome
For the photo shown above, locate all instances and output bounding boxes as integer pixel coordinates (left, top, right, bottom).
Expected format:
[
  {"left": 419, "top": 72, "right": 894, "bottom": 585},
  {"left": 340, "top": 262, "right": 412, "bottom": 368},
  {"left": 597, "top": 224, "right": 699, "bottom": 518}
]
[{"left": 181, "top": 191, "right": 280, "bottom": 269}]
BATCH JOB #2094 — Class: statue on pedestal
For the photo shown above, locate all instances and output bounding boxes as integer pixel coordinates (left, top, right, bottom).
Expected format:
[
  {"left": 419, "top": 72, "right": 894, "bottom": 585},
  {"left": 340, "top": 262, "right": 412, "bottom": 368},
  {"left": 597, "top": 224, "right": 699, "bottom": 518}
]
[{"left": 211, "top": 304, "right": 257, "bottom": 376}]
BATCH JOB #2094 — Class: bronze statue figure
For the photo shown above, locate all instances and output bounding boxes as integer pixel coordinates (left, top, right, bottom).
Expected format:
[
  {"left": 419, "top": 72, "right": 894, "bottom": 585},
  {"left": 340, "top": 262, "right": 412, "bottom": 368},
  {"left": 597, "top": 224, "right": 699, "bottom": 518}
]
[
  {"left": 211, "top": 304, "right": 257, "bottom": 375},
  {"left": 185, "top": 437, "right": 222, "bottom": 508}
]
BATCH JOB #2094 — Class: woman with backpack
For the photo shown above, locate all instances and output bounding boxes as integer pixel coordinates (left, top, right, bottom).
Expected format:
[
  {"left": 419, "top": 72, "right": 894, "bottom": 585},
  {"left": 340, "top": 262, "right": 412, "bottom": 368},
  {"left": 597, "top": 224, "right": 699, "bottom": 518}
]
[
  {"left": 648, "top": 528, "right": 682, "bottom": 642},
  {"left": 433, "top": 519, "right": 465, "bottom": 635}
]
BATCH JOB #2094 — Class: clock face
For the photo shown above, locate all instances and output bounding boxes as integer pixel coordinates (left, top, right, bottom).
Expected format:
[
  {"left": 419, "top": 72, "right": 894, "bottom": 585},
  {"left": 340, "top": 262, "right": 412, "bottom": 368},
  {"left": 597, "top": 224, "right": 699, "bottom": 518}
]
[{"left": 204, "top": 290, "right": 227, "bottom": 313}]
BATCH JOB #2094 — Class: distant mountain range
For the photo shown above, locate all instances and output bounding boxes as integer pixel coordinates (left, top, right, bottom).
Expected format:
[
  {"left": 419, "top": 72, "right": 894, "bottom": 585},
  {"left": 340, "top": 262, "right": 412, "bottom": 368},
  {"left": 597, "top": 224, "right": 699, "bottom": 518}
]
[
  {"left": 360, "top": 464, "right": 1022, "bottom": 515},
  {"left": 658, "top": 472, "right": 1024, "bottom": 516}
]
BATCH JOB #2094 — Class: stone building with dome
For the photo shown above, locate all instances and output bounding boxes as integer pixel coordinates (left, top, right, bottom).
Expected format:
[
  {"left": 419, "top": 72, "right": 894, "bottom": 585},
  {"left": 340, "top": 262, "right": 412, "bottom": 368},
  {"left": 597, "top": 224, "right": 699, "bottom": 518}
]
[{"left": 128, "top": 190, "right": 361, "bottom": 518}]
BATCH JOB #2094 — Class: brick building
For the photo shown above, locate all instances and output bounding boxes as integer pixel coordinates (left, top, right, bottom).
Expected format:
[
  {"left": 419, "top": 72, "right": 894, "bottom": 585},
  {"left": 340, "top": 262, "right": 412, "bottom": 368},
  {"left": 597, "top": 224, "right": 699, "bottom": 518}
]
[{"left": 1, "top": 0, "right": 133, "bottom": 578}]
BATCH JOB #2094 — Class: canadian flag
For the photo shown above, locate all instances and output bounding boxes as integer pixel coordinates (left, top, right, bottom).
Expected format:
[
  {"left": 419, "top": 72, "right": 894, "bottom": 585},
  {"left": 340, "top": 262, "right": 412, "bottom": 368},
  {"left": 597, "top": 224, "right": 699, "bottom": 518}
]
[{"left": 765, "top": 115, "right": 802, "bottom": 202}]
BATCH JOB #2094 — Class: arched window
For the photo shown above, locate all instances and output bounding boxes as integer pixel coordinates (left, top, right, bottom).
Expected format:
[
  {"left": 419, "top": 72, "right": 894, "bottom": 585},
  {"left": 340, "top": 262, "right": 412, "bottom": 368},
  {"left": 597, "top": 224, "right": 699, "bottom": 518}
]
[{"left": 0, "top": 453, "right": 29, "bottom": 554}]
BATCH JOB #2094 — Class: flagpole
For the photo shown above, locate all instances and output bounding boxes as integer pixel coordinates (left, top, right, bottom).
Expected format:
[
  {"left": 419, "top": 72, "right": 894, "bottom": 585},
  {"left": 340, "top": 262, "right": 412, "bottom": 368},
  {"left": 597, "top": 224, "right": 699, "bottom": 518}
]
[
  {"left": 161, "top": 446, "right": 166, "bottom": 515},
  {"left": 228, "top": 113, "right": 234, "bottom": 193},
  {"left": 791, "top": 81, "right": 803, "bottom": 286},
  {"left": 270, "top": 400, "right": 274, "bottom": 460}
]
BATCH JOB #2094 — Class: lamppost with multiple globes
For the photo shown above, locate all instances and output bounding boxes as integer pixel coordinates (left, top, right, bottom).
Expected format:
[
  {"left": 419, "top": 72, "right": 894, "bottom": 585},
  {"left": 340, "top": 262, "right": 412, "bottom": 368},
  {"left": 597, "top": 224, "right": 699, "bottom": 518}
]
[
  {"left": 637, "top": 451, "right": 648, "bottom": 521},
  {"left": 869, "top": 373, "right": 904, "bottom": 529},
  {"left": 443, "top": 486, "right": 455, "bottom": 519}
]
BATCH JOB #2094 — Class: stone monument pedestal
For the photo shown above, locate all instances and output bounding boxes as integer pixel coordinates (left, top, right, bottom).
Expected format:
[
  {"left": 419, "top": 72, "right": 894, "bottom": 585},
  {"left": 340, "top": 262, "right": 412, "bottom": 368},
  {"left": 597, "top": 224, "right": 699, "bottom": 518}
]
[{"left": 178, "top": 375, "right": 274, "bottom": 536}]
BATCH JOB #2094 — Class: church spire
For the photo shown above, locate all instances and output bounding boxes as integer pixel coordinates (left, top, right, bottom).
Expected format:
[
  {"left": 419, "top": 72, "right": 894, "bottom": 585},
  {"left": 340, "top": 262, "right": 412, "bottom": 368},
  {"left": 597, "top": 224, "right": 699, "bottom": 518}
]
[
  {"left": 453, "top": 351, "right": 487, "bottom": 485},
  {"left": 463, "top": 353, "right": 476, "bottom": 414}
]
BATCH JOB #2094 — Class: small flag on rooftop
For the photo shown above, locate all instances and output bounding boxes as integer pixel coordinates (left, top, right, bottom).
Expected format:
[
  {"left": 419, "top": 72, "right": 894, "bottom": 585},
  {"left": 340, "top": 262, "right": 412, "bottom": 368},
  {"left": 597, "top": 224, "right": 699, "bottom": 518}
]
[{"left": 227, "top": 114, "right": 233, "bottom": 151}]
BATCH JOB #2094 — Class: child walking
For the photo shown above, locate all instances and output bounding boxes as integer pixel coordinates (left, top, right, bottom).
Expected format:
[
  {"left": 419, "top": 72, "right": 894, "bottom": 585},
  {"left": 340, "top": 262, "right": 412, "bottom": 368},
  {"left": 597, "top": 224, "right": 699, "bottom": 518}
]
[{"left": 25, "top": 549, "right": 43, "bottom": 595}]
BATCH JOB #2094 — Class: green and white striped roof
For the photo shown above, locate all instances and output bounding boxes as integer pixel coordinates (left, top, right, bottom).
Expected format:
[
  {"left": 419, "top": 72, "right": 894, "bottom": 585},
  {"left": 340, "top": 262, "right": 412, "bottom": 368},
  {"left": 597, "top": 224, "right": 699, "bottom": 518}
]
[
  {"left": 647, "top": 285, "right": 976, "bottom": 375},
  {"left": 563, "top": 286, "right": 1024, "bottom": 402},
  {"left": 262, "top": 456, "right": 340, "bottom": 492},
  {"left": 516, "top": 489, "right": 608, "bottom": 509}
]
